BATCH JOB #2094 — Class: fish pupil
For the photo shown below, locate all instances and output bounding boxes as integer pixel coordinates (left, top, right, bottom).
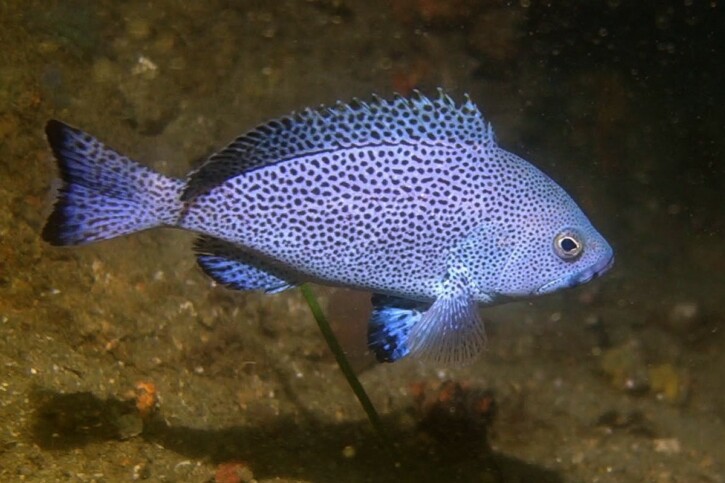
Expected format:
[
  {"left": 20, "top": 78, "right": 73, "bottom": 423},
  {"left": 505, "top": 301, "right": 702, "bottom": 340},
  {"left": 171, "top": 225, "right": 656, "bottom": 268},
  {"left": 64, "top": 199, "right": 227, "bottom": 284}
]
[{"left": 560, "top": 237, "right": 578, "bottom": 253}]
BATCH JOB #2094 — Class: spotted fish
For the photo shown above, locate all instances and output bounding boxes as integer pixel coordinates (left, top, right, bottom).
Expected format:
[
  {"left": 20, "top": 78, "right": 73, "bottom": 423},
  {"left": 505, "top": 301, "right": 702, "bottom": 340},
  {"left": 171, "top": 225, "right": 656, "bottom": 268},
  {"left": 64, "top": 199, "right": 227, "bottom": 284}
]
[{"left": 42, "top": 90, "right": 614, "bottom": 364}]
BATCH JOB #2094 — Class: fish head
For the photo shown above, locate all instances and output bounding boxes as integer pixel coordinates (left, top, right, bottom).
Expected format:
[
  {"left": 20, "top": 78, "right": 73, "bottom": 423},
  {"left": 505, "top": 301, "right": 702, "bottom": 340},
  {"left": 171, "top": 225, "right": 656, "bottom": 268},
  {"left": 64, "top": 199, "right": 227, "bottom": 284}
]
[
  {"left": 489, "top": 159, "right": 615, "bottom": 299},
  {"left": 524, "top": 221, "right": 614, "bottom": 297}
]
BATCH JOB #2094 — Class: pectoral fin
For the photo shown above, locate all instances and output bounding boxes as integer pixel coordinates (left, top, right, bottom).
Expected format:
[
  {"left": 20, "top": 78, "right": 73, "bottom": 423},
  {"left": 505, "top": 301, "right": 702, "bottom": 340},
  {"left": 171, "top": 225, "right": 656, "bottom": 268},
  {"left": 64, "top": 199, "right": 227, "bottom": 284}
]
[
  {"left": 407, "top": 287, "right": 486, "bottom": 365},
  {"left": 402, "top": 265, "right": 487, "bottom": 365},
  {"left": 367, "top": 276, "right": 486, "bottom": 365}
]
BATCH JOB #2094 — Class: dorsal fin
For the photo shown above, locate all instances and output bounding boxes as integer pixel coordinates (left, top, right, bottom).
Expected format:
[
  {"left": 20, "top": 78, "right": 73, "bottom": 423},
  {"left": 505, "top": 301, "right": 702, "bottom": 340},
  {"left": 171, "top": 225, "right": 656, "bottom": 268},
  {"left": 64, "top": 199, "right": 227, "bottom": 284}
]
[{"left": 181, "top": 89, "right": 493, "bottom": 200}]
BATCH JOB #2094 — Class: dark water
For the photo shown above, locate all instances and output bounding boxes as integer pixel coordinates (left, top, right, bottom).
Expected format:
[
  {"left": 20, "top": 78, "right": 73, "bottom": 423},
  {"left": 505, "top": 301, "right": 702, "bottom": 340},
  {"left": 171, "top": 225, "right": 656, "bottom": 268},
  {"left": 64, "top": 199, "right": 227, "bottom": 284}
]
[{"left": 0, "top": 1, "right": 722, "bottom": 481}]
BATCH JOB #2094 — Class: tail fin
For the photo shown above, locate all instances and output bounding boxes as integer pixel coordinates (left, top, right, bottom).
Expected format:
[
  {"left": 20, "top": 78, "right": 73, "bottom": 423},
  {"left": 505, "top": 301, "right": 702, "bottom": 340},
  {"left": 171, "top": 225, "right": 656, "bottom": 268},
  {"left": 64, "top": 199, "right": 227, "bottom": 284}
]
[{"left": 42, "top": 120, "right": 185, "bottom": 246}]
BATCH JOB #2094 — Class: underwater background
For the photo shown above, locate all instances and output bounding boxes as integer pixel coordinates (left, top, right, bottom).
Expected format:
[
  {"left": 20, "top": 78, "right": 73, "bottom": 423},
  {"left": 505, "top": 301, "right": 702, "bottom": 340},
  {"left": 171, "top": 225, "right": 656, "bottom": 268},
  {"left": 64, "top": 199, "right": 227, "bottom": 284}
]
[{"left": 0, "top": 1, "right": 722, "bottom": 481}]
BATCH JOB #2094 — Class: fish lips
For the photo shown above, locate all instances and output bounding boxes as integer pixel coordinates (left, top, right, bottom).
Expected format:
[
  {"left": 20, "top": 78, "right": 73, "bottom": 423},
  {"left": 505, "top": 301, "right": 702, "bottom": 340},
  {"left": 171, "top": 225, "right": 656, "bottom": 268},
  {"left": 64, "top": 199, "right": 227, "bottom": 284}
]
[{"left": 534, "top": 252, "right": 615, "bottom": 295}]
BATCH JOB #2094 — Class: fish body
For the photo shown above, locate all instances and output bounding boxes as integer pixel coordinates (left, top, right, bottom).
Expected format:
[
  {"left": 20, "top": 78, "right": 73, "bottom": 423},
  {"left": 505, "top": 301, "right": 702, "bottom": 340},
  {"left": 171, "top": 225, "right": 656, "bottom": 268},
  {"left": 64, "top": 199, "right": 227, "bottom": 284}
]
[{"left": 43, "top": 90, "right": 614, "bottom": 364}]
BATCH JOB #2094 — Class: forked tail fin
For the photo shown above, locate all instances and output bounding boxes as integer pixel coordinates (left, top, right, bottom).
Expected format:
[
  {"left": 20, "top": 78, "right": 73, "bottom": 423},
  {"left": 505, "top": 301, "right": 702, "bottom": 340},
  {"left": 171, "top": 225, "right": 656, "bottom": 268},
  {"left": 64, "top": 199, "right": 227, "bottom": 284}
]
[{"left": 42, "top": 120, "right": 185, "bottom": 246}]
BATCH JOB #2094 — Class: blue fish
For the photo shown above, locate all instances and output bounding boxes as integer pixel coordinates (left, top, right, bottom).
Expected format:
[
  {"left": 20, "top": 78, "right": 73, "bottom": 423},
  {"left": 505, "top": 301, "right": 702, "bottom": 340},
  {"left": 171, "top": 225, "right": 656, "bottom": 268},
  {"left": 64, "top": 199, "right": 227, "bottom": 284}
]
[{"left": 43, "top": 90, "right": 614, "bottom": 364}]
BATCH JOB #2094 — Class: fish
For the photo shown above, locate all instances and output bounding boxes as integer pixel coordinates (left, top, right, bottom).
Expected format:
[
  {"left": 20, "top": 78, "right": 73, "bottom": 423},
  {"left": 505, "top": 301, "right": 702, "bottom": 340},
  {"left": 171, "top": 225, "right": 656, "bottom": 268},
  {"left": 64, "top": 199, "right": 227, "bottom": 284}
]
[{"left": 42, "top": 89, "right": 614, "bottom": 365}]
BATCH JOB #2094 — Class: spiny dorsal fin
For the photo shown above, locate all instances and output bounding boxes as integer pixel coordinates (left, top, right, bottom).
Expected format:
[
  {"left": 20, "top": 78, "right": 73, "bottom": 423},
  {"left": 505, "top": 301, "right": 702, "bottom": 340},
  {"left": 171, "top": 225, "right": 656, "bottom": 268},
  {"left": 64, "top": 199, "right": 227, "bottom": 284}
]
[{"left": 182, "top": 89, "right": 493, "bottom": 200}]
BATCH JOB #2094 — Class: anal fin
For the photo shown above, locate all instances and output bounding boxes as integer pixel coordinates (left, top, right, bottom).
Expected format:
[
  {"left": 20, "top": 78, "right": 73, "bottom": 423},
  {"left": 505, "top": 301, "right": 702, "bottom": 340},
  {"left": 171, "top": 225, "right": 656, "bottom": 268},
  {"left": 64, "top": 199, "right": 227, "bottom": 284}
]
[{"left": 194, "top": 236, "right": 299, "bottom": 293}]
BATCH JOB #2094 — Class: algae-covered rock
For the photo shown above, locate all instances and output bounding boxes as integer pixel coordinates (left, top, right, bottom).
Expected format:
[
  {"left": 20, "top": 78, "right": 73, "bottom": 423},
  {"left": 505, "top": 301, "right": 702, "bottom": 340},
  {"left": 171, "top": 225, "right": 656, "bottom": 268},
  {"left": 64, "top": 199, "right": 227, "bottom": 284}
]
[
  {"left": 600, "top": 340, "right": 650, "bottom": 394},
  {"left": 648, "top": 363, "right": 689, "bottom": 405}
]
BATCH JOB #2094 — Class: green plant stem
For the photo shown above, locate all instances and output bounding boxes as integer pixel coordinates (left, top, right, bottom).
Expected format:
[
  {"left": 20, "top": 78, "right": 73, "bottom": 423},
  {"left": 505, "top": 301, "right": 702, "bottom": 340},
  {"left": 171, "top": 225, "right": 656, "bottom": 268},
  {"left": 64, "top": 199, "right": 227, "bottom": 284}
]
[{"left": 299, "top": 284, "right": 388, "bottom": 444}]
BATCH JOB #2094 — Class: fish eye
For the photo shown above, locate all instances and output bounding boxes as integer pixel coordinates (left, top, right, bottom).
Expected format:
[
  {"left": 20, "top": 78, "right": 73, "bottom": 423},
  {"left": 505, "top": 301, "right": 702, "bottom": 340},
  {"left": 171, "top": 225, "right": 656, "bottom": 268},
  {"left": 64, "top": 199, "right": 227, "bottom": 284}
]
[{"left": 554, "top": 231, "right": 583, "bottom": 260}]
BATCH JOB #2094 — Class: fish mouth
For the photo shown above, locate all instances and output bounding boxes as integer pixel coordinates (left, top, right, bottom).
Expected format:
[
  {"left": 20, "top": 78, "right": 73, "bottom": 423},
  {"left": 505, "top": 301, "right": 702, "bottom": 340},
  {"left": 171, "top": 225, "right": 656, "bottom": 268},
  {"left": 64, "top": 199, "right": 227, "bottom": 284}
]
[{"left": 534, "top": 253, "right": 615, "bottom": 295}]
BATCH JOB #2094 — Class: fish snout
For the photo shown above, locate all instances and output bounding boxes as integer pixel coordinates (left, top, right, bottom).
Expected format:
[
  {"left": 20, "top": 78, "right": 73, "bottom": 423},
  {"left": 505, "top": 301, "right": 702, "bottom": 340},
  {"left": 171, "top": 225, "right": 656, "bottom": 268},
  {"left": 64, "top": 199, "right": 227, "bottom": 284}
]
[
  {"left": 575, "top": 252, "right": 615, "bottom": 285},
  {"left": 534, "top": 248, "right": 614, "bottom": 295}
]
